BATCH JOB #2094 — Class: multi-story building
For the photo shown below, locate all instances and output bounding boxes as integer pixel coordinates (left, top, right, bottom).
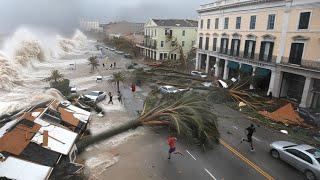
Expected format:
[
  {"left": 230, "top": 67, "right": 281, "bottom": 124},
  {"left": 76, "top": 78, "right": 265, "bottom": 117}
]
[
  {"left": 196, "top": 0, "right": 320, "bottom": 109},
  {"left": 137, "top": 19, "right": 198, "bottom": 60},
  {"left": 79, "top": 19, "right": 103, "bottom": 32}
]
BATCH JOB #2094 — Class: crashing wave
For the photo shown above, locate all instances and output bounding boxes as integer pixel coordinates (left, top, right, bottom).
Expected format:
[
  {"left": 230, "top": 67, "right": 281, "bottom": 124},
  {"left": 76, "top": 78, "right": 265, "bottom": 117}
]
[
  {"left": 0, "top": 54, "right": 22, "bottom": 91},
  {"left": 14, "top": 40, "right": 46, "bottom": 65}
]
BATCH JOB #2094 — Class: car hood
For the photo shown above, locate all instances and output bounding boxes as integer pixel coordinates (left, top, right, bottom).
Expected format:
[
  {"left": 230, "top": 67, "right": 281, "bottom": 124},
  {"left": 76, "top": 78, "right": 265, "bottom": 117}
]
[
  {"left": 271, "top": 141, "right": 297, "bottom": 149},
  {"left": 84, "top": 95, "right": 98, "bottom": 100}
]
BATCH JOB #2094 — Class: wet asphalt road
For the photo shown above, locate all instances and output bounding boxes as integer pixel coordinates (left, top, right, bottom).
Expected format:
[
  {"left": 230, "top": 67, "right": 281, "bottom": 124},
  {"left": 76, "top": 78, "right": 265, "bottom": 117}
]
[{"left": 100, "top": 45, "right": 305, "bottom": 180}]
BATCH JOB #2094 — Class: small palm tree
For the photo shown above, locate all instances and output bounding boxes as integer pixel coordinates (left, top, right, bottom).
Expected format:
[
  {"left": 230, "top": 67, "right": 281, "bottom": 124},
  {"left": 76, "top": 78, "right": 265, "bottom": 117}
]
[
  {"left": 77, "top": 91, "right": 219, "bottom": 152},
  {"left": 111, "top": 72, "right": 125, "bottom": 92},
  {"left": 43, "top": 70, "right": 63, "bottom": 83},
  {"left": 88, "top": 56, "right": 99, "bottom": 72}
]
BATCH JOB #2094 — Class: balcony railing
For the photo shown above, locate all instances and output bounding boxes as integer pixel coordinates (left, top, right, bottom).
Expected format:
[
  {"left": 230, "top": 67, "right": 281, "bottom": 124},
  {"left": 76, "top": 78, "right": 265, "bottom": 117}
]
[
  {"left": 138, "top": 42, "right": 157, "bottom": 50},
  {"left": 200, "top": 48, "right": 277, "bottom": 65},
  {"left": 280, "top": 57, "right": 320, "bottom": 71}
]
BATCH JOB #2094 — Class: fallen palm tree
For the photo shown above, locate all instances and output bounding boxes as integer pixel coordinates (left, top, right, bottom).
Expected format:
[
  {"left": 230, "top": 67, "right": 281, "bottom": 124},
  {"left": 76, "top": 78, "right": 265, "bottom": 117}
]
[{"left": 76, "top": 91, "right": 219, "bottom": 153}]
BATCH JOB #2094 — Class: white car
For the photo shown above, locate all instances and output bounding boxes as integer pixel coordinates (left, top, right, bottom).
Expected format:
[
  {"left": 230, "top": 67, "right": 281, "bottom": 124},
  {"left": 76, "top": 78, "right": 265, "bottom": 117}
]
[
  {"left": 159, "top": 85, "right": 188, "bottom": 94},
  {"left": 191, "top": 71, "right": 207, "bottom": 78},
  {"left": 84, "top": 91, "right": 106, "bottom": 103}
]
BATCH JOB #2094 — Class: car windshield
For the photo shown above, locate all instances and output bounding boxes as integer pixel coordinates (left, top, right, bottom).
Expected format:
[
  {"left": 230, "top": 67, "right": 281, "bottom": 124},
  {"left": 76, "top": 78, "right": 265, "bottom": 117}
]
[
  {"left": 167, "top": 87, "right": 177, "bottom": 91},
  {"left": 88, "top": 92, "right": 99, "bottom": 96},
  {"left": 306, "top": 148, "right": 320, "bottom": 163}
]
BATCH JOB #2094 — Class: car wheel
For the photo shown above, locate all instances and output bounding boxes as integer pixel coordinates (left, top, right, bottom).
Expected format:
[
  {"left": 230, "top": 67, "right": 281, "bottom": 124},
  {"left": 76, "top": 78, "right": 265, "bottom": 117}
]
[
  {"left": 270, "top": 149, "right": 279, "bottom": 159},
  {"left": 305, "top": 170, "right": 316, "bottom": 180}
]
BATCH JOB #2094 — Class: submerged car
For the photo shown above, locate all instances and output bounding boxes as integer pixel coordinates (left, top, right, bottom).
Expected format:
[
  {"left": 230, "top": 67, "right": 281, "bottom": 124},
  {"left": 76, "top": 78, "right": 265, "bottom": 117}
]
[
  {"left": 159, "top": 85, "right": 188, "bottom": 94},
  {"left": 84, "top": 91, "right": 106, "bottom": 103},
  {"left": 270, "top": 141, "right": 320, "bottom": 180},
  {"left": 191, "top": 71, "right": 207, "bottom": 78}
]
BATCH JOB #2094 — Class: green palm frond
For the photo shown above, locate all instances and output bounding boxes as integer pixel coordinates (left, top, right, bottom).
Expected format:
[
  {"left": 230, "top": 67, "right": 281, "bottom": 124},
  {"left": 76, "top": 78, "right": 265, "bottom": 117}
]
[{"left": 139, "top": 91, "right": 219, "bottom": 148}]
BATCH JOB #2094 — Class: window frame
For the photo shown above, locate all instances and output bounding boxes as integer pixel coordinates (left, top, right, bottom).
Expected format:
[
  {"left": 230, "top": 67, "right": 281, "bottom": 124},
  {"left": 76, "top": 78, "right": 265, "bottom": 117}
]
[
  {"left": 250, "top": 15, "right": 256, "bottom": 30},
  {"left": 236, "top": 17, "right": 241, "bottom": 29},
  {"left": 182, "top": 30, "right": 185, "bottom": 36},
  {"left": 215, "top": 18, "right": 219, "bottom": 29},
  {"left": 224, "top": 17, "right": 229, "bottom": 29},
  {"left": 297, "top": 11, "right": 312, "bottom": 30},
  {"left": 200, "top": 19, "right": 204, "bottom": 29},
  {"left": 182, "top": 41, "right": 185, "bottom": 47},
  {"left": 161, "top": 41, "right": 164, "bottom": 47},
  {"left": 207, "top": 19, "right": 211, "bottom": 29},
  {"left": 267, "top": 14, "right": 276, "bottom": 30}
]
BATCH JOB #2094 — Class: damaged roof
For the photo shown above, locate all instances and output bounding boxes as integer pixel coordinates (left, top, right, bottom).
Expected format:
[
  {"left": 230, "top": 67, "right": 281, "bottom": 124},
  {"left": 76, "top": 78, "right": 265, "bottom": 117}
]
[
  {"left": 0, "top": 119, "right": 41, "bottom": 156},
  {"left": 32, "top": 117, "right": 78, "bottom": 155},
  {"left": 0, "top": 156, "right": 52, "bottom": 180},
  {"left": 152, "top": 19, "right": 198, "bottom": 27}
]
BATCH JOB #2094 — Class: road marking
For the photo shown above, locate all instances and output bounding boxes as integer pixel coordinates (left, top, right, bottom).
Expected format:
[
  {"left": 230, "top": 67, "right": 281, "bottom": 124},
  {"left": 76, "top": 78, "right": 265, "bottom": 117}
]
[
  {"left": 219, "top": 139, "right": 275, "bottom": 180},
  {"left": 204, "top": 168, "right": 217, "bottom": 180},
  {"left": 232, "top": 126, "right": 239, "bottom": 130},
  {"left": 252, "top": 136, "right": 261, "bottom": 142},
  {"left": 186, "top": 150, "right": 197, "bottom": 160}
]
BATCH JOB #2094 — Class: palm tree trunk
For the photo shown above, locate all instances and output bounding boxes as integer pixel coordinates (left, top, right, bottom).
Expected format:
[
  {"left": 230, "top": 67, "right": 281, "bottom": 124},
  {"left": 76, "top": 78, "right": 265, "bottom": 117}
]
[
  {"left": 117, "top": 81, "right": 120, "bottom": 92},
  {"left": 76, "top": 119, "right": 141, "bottom": 153}
]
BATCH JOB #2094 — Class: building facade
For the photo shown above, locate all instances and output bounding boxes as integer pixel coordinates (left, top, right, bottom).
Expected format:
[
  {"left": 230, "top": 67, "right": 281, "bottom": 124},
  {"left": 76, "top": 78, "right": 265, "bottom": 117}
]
[
  {"left": 196, "top": 0, "right": 320, "bottom": 109},
  {"left": 79, "top": 19, "right": 103, "bottom": 32},
  {"left": 137, "top": 19, "right": 198, "bottom": 60}
]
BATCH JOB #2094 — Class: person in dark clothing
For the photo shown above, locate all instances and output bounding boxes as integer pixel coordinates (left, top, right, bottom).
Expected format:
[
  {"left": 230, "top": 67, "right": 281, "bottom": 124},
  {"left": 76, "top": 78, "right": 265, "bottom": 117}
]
[
  {"left": 117, "top": 91, "right": 122, "bottom": 104},
  {"left": 110, "top": 64, "right": 113, "bottom": 70},
  {"left": 241, "top": 124, "right": 256, "bottom": 151},
  {"left": 102, "top": 63, "right": 105, "bottom": 68},
  {"left": 108, "top": 92, "right": 113, "bottom": 104},
  {"left": 113, "top": 62, "right": 116, "bottom": 69}
]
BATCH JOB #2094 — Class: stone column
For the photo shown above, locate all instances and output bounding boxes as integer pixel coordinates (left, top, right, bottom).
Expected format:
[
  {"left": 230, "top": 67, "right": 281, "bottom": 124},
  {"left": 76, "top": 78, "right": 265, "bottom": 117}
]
[
  {"left": 250, "top": 66, "right": 257, "bottom": 89},
  {"left": 223, "top": 60, "right": 229, "bottom": 80},
  {"left": 238, "top": 63, "right": 242, "bottom": 80},
  {"left": 300, "top": 76, "right": 313, "bottom": 108},
  {"left": 215, "top": 58, "right": 220, "bottom": 77},
  {"left": 267, "top": 69, "right": 276, "bottom": 96},
  {"left": 205, "top": 54, "right": 210, "bottom": 73},
  {"left": 195, "top": 52, "right": 200, "bottom": 70}
]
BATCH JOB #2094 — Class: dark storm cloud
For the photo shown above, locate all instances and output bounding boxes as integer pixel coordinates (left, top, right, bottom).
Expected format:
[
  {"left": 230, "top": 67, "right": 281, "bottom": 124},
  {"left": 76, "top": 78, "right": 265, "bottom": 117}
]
[{"left": 0, "top": 0, "right": 211, "bottom": 34}]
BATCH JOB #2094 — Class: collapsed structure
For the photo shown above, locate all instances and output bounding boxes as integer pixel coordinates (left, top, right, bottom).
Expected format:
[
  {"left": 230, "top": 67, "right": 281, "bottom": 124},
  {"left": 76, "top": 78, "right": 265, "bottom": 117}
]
[{"left": 0, "top": 100, "right": 91, "bottom": 180}]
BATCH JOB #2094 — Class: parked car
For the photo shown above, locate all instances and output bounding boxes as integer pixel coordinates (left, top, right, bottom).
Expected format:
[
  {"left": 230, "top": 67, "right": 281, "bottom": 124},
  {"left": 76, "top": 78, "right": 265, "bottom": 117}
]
[
  {"left": 115, "top": 50, "right": 124, "bottom": 54},
  {"left": 159, "top": 85, "right": 188, "bottom": 94},
  {"left": 270, "top": 141, "right": 320, "bottom": 180},
  {"left": 124, "top": 54, "right": 133, "bottom": 59},
  {"left": 191, "top": 71, "right": 207, "bottom": 78},
  {"left": 84, "top": 91, "right": 106, "bottom": 103}
]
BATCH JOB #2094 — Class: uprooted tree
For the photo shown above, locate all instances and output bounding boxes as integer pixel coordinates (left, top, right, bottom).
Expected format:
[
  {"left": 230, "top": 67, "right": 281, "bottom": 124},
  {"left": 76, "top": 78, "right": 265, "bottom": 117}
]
[{"left": 77, "top": 91, "right": 219, "bottom": 153}]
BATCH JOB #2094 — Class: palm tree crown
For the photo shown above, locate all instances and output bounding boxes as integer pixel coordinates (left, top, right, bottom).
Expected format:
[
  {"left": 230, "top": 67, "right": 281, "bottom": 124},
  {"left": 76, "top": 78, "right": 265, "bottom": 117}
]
[
  {"left": 44, "top": 70, "right": 63, "bottom": 83},
  {"left": 111, "top": 72, "right": 125, "bottom": 92},
  {"left": 88, "top": 56, "right": 99, "bottom": 72}
]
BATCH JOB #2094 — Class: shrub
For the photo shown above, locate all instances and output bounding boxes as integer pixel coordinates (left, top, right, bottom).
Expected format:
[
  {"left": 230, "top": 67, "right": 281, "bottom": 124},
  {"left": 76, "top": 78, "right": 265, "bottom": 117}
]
[{"left": 50, "top": 79, "right": 70, "bottom": 96}]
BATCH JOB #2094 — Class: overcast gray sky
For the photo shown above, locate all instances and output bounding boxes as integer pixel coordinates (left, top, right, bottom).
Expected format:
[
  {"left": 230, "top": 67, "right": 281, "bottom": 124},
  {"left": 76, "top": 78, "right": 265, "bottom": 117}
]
[{"left": 0, "top": 0, "right": 211, "bottom": 34}]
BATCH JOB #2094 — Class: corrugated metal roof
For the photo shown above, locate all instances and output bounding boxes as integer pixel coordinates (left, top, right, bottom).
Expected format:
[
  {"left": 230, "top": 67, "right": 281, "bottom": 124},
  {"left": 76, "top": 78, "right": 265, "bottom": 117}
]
[{"left": 152, "top": 19, "right": 198, "bottom": 27}]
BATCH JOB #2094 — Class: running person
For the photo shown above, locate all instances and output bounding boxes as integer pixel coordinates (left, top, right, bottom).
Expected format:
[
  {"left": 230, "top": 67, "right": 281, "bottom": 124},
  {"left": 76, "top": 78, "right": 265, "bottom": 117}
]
[
  {"left": 241, "top": 124, "right": 256, "bottom": 151},
  {"left": 108, "top": 92, "right": 113, "bottom": 104},
  {"left": 167, "top": 135, "right": 183, "bottom": 159}
]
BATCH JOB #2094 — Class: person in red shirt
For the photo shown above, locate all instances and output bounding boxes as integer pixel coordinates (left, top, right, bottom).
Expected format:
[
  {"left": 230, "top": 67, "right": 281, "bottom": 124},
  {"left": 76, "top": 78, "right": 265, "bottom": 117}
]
[{"left": 167, "top": 135, "right": 183, "bottom": 159}]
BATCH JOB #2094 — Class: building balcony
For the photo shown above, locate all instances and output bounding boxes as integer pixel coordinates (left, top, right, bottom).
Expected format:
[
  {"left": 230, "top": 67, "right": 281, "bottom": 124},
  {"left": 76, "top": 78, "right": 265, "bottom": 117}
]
[
  {"left": 280, "top": 57, "right": 320, "bottom": 71},
  {"left": 198, "top": 48, "right": 277, "bottom": 66},
  {"left": 136, "top": 42, "right": 157, "bottom": 50}
]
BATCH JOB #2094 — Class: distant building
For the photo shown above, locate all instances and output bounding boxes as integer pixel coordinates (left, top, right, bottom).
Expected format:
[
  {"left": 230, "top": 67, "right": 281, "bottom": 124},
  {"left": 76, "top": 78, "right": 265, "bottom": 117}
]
[
  {"left": 196, "top": 0, "right": 320, "bottom": 109},
  {"left": 137, "top": 19, "right": 198, "bottom": 60},
  {"left": 102, "top": 21, "right": 144, "bottom": 43},
  {"left": 80, "top": 19, "right": 103, "bottom": 32}
]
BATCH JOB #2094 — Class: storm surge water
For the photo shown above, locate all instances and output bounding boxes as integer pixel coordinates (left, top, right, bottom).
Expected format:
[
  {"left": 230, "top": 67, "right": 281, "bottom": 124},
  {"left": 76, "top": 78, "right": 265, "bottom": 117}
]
[{"left": 0, "top": 27, "right": 91, "bottom": 117}]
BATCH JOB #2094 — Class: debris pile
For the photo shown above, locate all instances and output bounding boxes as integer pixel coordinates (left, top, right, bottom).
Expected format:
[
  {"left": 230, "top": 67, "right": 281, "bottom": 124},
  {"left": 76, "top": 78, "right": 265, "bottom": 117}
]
[
  {"left": 259, "top": 103, "right": 311, "bottom": 127},
  {"left": 0, "top": 99, "right": 92, "bottom": 180}
]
